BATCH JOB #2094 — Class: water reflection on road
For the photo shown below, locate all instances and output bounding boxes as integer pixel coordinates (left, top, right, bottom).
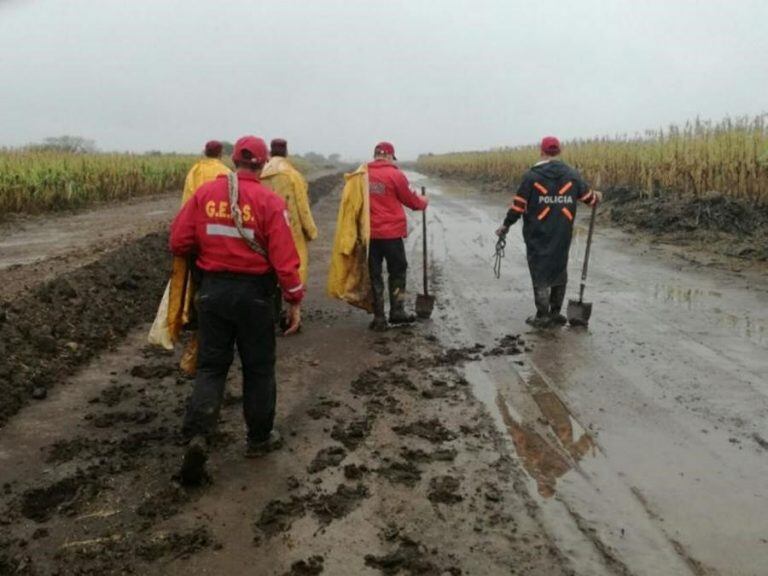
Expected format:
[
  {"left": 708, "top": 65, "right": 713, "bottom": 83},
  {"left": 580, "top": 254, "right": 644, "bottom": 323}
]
[{"left": 405, "top": 170, "right": 768, "bottom": 576}]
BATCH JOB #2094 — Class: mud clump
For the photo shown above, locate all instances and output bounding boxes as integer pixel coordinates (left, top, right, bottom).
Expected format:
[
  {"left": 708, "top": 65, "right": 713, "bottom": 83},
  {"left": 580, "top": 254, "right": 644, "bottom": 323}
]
[
  {"left": 365, "top": 537, "right": 461, "bottom": 576},
  {"left": 428, "top": 476, "right": 463, "bottom": 505},
  {"left": 91, "top": 383, "right": 133, "bottom": 407},
  {"left": 331, "top": 418, "right": 372, "bottom": 450},
  {"left": 130, "top": 364, "right": 176, "bottom": 380},
  {"left": 309, "top": 483, "right": 369, "bottom": 526},
  {"left": 256, "top": 483, "right": 370, "bottom": 537},
  {"left": 343, "top": 464, "right": 369, "bottom": 480},
  {"left": 401, "top": 447, "right": 457, "bottom": 463},
  {"left": 306, "top": 398, "right": 342, "bottom": 420},
  {"left": 284, "top": 555, "right": 325, "bottom": 575},
  {"left": 46, "top": 436, "right": 107, "bottom": 464},
  {"left": 256, "top": 497, "right": 308, "bottom": 538},
  {"left": 393, "top": 419, "right": 457, "bottom": 444},
  {"left": 0, "top": 232, "right": 170, "bottom": 426},
  {"left": 308, "top": 446, "right": 347, "bottom": 473},
  {"left": 483, "top": 334, "right": 523, "bottom": 356},
  {"left": 351, "top": 369, "right": 385, "bottom": 396},
  {"left": 136, "top": 484, "right": 190, "bottom": 520},
  {"left": 20, "top": 475, "right": 86, "bottom": 522},
  {"left": 136, "top": 526, "right": 213, "bottom": 562},
  {"left": 377, "top": 460, "right": 422, "bottom": 487},
  {"left": 87, "top": 409, "right": 158, "bottom": 428}
]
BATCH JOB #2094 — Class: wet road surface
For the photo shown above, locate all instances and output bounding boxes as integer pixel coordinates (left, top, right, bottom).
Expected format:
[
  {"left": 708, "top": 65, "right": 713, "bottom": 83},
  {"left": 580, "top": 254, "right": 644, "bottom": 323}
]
[{"left": 405, "top": 171, "right": 768, "bottom": 576}]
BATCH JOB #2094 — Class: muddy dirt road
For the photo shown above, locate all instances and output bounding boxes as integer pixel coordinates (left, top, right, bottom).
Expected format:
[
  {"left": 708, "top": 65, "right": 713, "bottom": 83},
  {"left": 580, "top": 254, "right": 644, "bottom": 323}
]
[
  {"left": 403, "top": 171, "right": 768, "bottom": 576},
  {"left": 0, "top": 170, "right": 766, "bottom": 575}
]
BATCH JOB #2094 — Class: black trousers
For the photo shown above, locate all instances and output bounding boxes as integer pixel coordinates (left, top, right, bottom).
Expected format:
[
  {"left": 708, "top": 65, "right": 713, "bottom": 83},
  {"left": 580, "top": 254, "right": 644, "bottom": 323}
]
[
  {"left": 182, "top": 273, "right": 277, "bottom": 443},
  {"left": 368, "top": 238, "right": 408, "bottom": 313}
]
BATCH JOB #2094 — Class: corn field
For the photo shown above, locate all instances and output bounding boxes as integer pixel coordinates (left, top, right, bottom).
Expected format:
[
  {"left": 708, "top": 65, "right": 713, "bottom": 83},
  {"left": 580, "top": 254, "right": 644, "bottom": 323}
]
[
  {"left": 0, "top": 151, "right": 196, "bottom": 215},
  {"left": 417, "top": 116, "right": 768, "bottom": 204}
]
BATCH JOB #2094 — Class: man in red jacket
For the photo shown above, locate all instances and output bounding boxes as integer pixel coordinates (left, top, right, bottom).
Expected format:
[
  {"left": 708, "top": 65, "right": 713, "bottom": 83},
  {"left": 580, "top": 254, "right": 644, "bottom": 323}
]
[
  {"left": 169, "top": 135, "right": 303, "bottom": 485},
  {"left": 368, "top": 141, "right": 428, "bottom": 331}
]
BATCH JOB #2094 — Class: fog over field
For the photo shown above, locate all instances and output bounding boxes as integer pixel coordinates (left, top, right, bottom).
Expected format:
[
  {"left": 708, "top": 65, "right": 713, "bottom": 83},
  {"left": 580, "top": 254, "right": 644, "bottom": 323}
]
[{"left": 0, "top": 0, "right": 766, "bottom": 158}]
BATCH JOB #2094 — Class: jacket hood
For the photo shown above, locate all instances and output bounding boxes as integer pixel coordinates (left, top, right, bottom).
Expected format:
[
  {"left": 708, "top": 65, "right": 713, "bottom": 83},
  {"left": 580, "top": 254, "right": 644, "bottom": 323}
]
[{"left": 530, "top": 159, "right": 570, "bottom": 180}]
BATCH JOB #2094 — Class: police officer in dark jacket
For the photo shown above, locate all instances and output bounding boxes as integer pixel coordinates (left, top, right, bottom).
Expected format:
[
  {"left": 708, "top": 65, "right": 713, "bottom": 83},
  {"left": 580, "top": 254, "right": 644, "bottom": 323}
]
[{"left": 496, "top": 137, "right": 601, "bottom": 328}]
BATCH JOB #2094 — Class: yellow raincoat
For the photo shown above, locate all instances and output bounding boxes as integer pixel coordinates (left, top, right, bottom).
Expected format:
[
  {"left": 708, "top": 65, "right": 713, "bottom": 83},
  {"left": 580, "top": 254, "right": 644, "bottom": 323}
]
[
  {"left": 148, "top": 157, "right": 229, "bottom": 355},
  {"left": 327, "top": 164, "right": 373, "bottom": 312},
  {"left": 181, "top": 157, "right": 230, "bottom": 205},
  {"left": 261, "top": 157, "right": 318, "bottom": 284}
]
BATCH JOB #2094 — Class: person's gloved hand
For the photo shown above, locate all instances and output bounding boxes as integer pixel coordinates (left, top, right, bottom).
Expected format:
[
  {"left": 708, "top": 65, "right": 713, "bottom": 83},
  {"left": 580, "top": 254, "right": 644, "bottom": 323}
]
[{"left": 495, "top": 226, "right": 509, "bottom": 237}]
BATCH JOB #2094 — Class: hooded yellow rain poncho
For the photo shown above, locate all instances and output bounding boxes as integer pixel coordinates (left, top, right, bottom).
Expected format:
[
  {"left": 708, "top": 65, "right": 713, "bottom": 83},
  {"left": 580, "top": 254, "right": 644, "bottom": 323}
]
[
  {"left": 181, "top": 157, "right": 230, "bottom": 204},
  {"left": 261, "top": 156, "right": 318, "bottom": 284},
  {"left": 327, "top": 164, "right": 373, "bottom": 312},
  {"left": 148, "top": 157, "right": 229, "bottom": 352}
]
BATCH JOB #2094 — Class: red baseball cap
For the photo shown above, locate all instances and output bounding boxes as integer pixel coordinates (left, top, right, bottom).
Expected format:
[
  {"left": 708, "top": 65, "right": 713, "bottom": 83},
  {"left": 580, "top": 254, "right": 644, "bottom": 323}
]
[
  {"left": 204, "top": 140, "right": 223, "bottom": 156},
  {"left": 540, "top": 136, "right": 561, "bottom": 156},
  {"left": 232, "top": 136, "right": 269, "bottom": 166},
  {"left": 270, "top": 138, "right": 288, "bottom": 156},
  {"left": 374, "top": 141, "right": 397, "bottom": 160}
]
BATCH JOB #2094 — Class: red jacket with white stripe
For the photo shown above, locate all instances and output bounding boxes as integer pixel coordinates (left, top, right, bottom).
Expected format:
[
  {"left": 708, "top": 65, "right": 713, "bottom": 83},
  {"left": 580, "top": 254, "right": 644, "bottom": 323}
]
[
  {"left": 169, "top": 171, "right": 304, "bottom": 303},
  {"left": 367, "top": 159, "right": 428, "bottom": 239}
]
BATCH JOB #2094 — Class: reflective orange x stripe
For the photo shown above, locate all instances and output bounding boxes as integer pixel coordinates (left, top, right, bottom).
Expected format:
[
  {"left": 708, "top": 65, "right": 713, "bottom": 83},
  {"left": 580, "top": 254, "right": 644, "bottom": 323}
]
[
  {"left": 537, "top": 206, "right": 551, "bottom": 220},
  {"left": 558, "top": 182, "right": 573, "bottom": 195},
  {"left": 562, "top": 207, "right": 573, "bottom": 221},
  {"left": 533, "top": 182, "right": 548, "bottom": 195}
]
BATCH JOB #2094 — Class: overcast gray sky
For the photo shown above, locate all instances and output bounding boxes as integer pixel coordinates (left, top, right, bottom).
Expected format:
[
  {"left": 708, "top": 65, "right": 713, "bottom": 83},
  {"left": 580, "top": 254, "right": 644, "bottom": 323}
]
[{"left": 0, "top": 0, "right": 766, "bottom": 159}]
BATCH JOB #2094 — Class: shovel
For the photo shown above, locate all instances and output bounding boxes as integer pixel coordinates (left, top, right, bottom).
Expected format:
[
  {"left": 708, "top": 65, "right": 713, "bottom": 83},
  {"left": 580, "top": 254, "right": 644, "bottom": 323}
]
[
  {"left": 415, "top": 186, "right": 435, "bottom": 319},
  {"left": 567, "top": 199, "right": 598, "bottom": 326}
]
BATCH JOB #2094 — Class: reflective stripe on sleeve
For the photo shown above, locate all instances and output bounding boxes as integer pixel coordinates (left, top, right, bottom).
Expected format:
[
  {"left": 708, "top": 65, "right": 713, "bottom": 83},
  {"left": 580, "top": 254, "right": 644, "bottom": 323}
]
[{"left": 287, "top": 284, "right": 304, "bottom": 293}]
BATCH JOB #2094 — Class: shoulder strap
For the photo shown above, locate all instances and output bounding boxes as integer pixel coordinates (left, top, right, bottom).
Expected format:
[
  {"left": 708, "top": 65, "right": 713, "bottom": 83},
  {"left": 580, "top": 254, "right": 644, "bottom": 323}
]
[{"left": 227, "top": 173, "right": 267, "bottom": 257}]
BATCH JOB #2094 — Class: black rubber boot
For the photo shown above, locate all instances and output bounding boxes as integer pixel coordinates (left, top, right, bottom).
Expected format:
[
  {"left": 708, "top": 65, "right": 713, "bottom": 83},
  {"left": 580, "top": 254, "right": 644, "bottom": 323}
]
[
  {"left": 549, "top": 285, "right": 567, "bottom": 326},
  {"left": 369, "top": 281, "right": 388, "bottom": 332},
  {"left": 388, "top": 275, "right": 415, "bottom": 324},
  {"left": 526, "top": 286, "right": 552, "bottom": 328},
  {"left": 178, "top": 435, "right": 209, "bottom": 486}
]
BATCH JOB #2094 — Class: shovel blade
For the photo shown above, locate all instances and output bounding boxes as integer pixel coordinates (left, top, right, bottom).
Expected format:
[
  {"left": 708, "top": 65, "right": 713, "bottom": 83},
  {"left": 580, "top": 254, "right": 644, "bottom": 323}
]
[
  {"left": 415, "top": 294, "right": 436, "bottom": 319},
  {"left": 566, "top": 299, "right": 592, "bottom": 326}
]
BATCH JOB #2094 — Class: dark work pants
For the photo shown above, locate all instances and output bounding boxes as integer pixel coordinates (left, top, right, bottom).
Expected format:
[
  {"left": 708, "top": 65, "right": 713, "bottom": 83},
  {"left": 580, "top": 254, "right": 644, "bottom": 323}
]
[
  {"left": 182, "top": 273, "right": 277, "bottom": 443},
  {"left": 368, "top": 238, "right": 408, "bottom": 315}
]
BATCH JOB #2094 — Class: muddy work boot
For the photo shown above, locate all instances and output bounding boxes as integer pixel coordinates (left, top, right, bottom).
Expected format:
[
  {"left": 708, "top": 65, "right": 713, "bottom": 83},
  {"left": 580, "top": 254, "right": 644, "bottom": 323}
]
[
  {"left": 548, "top": 285, "right": 567, "bottom": 325},
  {"left": 369, "top": 315, "right": 388, "bottom": 332},
  {"left": 388, "top": 278, "right": 415, "bottom": 325},
  {"left": 246, "top": 429, "right": 284, "bottom": 458},
  {"left": 526, "top": 313, "right": 553, "bottom": 329},
  {"left": 369, "top": 280, "right": 388, "bottom": 331},
  {"left": 178, "top": 435, "right": 209, "bottom": 486},
  {"left": 526, "top": 286, "right": 553, "bottom": 328}
]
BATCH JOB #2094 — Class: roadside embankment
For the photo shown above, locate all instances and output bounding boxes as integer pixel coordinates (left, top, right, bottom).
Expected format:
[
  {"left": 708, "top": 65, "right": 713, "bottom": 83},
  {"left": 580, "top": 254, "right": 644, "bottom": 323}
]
[{"left": 0, "top": 173, "right": 344, "bottom": 428}]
